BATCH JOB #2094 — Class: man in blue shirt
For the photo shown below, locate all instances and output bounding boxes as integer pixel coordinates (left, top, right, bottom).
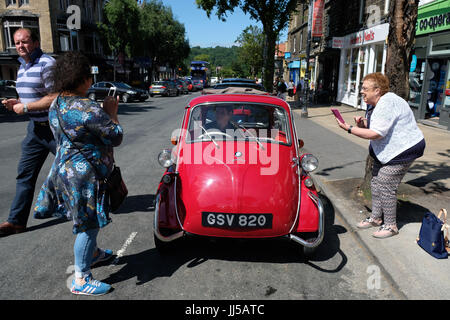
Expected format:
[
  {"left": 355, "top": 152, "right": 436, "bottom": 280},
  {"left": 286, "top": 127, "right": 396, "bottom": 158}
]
[{"left": 0, "top": 28, "right": 57, "bottom": 236}]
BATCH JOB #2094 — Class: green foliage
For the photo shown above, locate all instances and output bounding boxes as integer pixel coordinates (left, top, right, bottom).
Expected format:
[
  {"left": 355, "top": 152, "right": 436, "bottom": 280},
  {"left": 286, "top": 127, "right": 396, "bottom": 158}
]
[
  {"left": 195, "top": 0, "right": 300, "bottom": 91},
  {"left": 184, "top": 46, "right": 240, "bottom": 77},
  {"left": 98, "top": 0, "right": 190, "bottom": 70},
  {"left": 235, "top": 25, "right": 264, "bottom": 78}
]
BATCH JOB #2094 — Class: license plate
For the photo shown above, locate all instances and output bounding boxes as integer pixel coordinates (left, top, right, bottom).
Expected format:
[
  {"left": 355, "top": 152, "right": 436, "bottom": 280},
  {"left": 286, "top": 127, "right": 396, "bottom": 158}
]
[
  {"left": 202, "top": 212, "right": 272, "bottom": 229},
  {"left": 154, "top": 90, "right": 160, "bottom": 93}
]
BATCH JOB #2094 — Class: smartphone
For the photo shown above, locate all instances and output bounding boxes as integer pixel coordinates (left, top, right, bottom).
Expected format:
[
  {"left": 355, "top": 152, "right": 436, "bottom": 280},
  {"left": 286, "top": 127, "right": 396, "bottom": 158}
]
[
  {"left": 107, "top": 86, "right": 117, "bottom": 97},
  {"left": 331, "top": 108, "right": 345, "bottom": 123}
]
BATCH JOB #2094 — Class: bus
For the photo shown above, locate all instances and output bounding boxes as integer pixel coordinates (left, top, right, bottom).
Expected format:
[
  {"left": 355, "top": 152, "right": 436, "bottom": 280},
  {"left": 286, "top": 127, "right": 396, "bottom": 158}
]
[{"left": 190, "top": 61, "right": 210, "bottom": 88}]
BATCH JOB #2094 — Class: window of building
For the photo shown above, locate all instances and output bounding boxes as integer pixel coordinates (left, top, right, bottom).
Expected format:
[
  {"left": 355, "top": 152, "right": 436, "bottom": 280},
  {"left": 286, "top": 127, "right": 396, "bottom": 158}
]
[
  {"left": 300, "top": 32, "right": 303, "bottom": 51},
  {"left": 19, "top": 0, "right": 29, "bottom": 5},
  {"left": 373, "top": 44, "right": 384, "bottom": 73},
  {"left": 3, "top": 19, "right": 39, "bottom": 49},
  {"left": 59, "top": 0, "right": 70, "bottom": 10},
  {"left": 58, "top": 23, "right": 79, "bottom": 52},
  {"left": 6, "top": 0, "right": 17, "bottom": 6},
  {"left": 293, "top": 37, "right": 296, "bottom": 53}
]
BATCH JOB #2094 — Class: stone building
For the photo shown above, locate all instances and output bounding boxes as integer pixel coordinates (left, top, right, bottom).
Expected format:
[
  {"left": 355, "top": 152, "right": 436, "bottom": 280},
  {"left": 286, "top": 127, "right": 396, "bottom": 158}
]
[{"left": 0, "top": 0, "right": 106, "bottom": 80}]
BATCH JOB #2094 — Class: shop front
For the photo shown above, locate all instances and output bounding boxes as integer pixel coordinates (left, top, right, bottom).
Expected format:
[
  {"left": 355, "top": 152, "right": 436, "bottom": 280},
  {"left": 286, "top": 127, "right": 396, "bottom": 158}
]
[
  {"left": 335, "top": 23, "right": 389, "bottom": 109},
  {"left": 408, "top": 0, "right": 450, "bottom": 130}
]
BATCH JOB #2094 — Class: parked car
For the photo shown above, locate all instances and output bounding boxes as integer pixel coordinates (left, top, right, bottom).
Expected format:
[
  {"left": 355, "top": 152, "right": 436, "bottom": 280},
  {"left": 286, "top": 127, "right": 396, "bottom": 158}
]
[
  {"left": 185, "top": 79, "right": 194, "bottom": 92},
  {"left": 0, "top": 80, "right": 18, "bottom": 99},
  {"left": 87, "top": 81, "right": 148, "bottom": 103},
  {"left": 149, "top": 80, "right": 178, "bottom": 97},
  {"left": 192, "top": 79, "right": 204, "bottom": 91},
  {"left": 212, "top": 82, "right": 266, "bottom": 92},
  {"left": 210, "top": 77, "right": 219, "bottom": 85},
  {"left": 175, "top": 79, "right": 189, "bottom": 95},
  {"left": 221, "top": 78, "right": 256, "bottom": 84},
  {"left": 153, "top": 90, "right": 324, "bottom": 256}
]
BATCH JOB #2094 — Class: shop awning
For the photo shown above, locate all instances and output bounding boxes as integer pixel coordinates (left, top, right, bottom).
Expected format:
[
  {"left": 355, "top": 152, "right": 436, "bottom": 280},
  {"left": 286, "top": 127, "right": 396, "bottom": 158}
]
[{"left": 288, "top": 60, "right": 301, "bottom": 69}]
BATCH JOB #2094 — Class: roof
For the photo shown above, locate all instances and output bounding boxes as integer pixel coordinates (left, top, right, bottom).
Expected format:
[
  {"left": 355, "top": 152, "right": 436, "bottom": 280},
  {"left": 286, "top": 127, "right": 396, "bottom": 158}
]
[{"left": 188, "top": 92, "right": 291, "bottom": 112}]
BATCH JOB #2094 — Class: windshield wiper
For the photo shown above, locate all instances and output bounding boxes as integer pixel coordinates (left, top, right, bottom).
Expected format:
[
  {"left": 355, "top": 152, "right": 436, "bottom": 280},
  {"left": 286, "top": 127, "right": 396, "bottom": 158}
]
[
  {"left": 231, "top": 121, "right": 265, "bottom": 150},
  {"left": 198, "top": 124, "right": 219, "bottom": 149}
]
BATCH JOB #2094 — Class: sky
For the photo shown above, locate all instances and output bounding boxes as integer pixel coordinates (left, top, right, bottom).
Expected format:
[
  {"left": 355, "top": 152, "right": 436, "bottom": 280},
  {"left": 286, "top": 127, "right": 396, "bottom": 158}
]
[{"left": 160, "top": 0, "right": 287, "bottom": 48}]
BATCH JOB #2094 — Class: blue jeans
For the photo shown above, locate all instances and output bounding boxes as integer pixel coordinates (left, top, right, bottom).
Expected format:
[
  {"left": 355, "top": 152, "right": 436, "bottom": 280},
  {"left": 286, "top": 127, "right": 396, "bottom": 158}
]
[
  {"left": 8, "top": 121, "right": 56, "bottom": 226},
  {"left": 74, "top": 228, "right": 99, "bottom": 279}
]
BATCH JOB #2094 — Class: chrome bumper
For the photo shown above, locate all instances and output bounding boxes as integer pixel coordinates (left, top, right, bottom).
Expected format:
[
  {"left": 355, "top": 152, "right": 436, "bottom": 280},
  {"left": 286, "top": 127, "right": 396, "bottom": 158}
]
[
  {"left": 153, "top": 194, "right": 184, "bottom": 242},
  {"left": 288, "top": 191, "right": 325, "bottom": 248}
]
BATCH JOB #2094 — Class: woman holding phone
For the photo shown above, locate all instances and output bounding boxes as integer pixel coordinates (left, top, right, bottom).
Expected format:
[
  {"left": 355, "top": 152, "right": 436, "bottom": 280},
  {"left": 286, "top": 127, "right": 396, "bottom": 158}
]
[
  {"left": 334, "top": 72, "right": 425, "bottom": 239},
  {"left": 34, "top": 51, "right": 123, "bottom": 295}
]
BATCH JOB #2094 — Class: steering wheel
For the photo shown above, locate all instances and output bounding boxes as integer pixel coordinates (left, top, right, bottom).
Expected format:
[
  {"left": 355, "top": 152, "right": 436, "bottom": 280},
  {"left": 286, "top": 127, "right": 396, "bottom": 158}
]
[{"left": 198, "top": 130, "right": 232, "bottom": 139}]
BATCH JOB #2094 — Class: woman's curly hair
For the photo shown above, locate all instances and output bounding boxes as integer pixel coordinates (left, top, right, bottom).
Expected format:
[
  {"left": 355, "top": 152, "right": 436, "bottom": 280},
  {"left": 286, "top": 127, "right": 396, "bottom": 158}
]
[{"left": 49, "top": 51, "right": 91, "bottom": 93}]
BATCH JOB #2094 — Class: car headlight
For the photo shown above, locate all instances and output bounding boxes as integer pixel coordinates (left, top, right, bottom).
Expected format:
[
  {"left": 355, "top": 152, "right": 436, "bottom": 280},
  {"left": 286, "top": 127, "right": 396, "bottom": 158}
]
[
  {"left": 301, "top": 154, "right": 319, "bottom": 172},
  {"left": 127, "top": 90, "right": 137, "bottom": 94},
  {"left": 158, "top": 149, "right": 175, "bottom": 168}
]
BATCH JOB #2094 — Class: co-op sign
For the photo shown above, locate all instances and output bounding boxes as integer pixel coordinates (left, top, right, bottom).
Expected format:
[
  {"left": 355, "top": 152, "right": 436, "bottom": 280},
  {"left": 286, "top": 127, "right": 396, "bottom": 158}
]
[{"left": 416, "top": 3, "right": 450, "bottom": 35}]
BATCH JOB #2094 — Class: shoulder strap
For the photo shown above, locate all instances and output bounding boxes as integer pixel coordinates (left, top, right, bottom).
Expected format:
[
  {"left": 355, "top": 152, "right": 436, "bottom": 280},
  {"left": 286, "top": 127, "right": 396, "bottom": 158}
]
[{"left": 54, "top": 95, "right": 103, "bottom": 179}]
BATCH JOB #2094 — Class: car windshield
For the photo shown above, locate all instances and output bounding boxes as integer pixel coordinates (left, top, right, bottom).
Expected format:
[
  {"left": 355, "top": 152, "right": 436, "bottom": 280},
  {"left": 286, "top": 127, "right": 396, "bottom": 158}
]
[
  {"left": 186, "top": 103, "right": 291, "bottom": 145},
  {"left": 213, "top": 83, "right": 264, "bottom": 90},
  {"left": 153, "top": 81, "right": 166, "bottom": 86},
  {"left": 113, "top": 82, "right": 132, "bottom": 89}
]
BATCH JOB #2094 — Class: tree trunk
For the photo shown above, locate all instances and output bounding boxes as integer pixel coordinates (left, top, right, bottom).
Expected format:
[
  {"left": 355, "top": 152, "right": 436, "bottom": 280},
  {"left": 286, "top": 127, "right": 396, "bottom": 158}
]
[
  {"left": 385, "top": 0, "right": 419, "bottom": 100},
  {"left": 262, "top": 29, "right": 277, "bottom": 94}
]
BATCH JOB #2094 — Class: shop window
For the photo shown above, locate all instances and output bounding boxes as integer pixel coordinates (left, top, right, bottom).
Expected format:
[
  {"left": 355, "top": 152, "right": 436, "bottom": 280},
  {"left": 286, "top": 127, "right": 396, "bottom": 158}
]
[
  {"left": 350, "top": 48, "right": 359, "bottom": 92},
  {"left": 408, "top": 56, "right": 426, "bottom": 108},
  {"left": 430, "top": 33, "right": 450, "bottom": 56},
  {"left": 373, "top": 44, "right": 383, "bottom": 73},
  {"left": 343, "top": 49, "right": 351, "bottom": 92}
]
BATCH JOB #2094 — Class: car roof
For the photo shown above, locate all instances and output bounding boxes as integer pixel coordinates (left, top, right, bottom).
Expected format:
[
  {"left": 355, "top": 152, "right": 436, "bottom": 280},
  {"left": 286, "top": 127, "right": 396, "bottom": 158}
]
[
  {"left": 188, "top": 93, "right": 291, "bottom": 112},
  {"left": 222, "top": 78, "right": 255, "bottom": 83}
]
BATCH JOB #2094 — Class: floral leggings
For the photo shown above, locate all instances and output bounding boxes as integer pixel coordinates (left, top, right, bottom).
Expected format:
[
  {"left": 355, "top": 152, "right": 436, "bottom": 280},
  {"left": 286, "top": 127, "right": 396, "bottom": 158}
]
[{"left": 370, "top": 161, "right": 413, "bottom": 226}]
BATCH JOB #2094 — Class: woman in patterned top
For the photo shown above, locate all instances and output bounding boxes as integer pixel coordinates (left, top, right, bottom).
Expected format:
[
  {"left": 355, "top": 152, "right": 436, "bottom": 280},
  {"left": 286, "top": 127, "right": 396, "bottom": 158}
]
[
  {"left": 34, "top": 52, "right": 123, "bottom": 295},
  {"left": 334, "top": 73, "right": 425, "bottom": 239}
]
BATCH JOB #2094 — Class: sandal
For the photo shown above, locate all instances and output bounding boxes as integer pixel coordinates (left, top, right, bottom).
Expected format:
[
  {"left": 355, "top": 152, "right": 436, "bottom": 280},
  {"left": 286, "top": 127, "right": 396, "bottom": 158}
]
[
  {"left": 372, "top": 225, "right": 399, "bottom": 239},
  {"left": 356, "top": 217, "right": 382, "bottom": 229}
]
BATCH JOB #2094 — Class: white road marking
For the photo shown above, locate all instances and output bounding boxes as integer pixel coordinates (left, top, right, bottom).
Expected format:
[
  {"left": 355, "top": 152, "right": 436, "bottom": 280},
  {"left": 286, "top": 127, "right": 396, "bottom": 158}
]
[{"left": 112, "top": 232, "right": 138, "bottom": 265}]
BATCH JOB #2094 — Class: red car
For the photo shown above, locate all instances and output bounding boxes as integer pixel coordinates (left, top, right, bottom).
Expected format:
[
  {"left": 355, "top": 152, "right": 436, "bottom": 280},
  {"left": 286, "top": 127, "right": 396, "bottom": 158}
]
[{"left": 154, "top": 91, "right": 324, "bottom": 255}]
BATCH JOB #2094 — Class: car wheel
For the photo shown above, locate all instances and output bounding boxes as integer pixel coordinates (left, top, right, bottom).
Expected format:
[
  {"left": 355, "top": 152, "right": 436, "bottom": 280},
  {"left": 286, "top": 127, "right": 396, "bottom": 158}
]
[
  {"left": 154, "top": 234, "right": 176, "bottom": 254},
  {"left": 88, "top": 93, "right": 96, "bottom": 101},
  {"left": 122, "top": 94, "right": 129, "bottom": 103},
  {"left": 302, "top": 245, "right": 318, "bottom": 258},
  {"left": 150, "top": 94, "right": 154, "bottom": 97}
]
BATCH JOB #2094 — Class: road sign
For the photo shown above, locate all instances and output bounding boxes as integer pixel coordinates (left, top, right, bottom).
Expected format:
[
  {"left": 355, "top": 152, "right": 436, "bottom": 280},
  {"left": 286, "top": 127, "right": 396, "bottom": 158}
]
[{"left": 91, "top": 66, "right": 99, "bottom": 74}]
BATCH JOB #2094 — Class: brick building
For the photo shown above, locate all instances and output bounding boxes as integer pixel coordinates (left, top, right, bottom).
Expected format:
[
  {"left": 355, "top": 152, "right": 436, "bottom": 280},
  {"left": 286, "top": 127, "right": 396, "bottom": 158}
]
[{"left": 0, "top": 0, "right": 106, "bottom": 81}]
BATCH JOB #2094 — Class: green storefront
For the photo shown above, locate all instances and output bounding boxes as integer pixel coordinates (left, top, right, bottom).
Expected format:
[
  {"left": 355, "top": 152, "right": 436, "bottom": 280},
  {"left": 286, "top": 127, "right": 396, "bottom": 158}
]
[{"left": 409, "top": 0, "right": 450, "bottom": 130}]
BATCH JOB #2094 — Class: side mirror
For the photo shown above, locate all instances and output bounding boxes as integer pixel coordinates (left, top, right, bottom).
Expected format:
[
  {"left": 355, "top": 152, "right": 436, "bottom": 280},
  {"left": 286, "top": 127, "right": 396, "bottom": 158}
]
[{"left": 298, "top": 139, "right": 304, "bottom": 149}]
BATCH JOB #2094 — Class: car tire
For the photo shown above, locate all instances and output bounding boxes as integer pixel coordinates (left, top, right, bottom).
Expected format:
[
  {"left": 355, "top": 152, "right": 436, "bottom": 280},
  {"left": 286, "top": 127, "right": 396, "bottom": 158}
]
[
  {"left": 122, "top": 94, "right": 129, "bottom": 103},
  {"left": 302, "top": 245, "right": 318, "bottom": 258},
  {"left": 88, "top": 93, "right": 96, "bottom": 101},
  {"left": 150, "top": 94, "right": 154, "bottom": 97}
]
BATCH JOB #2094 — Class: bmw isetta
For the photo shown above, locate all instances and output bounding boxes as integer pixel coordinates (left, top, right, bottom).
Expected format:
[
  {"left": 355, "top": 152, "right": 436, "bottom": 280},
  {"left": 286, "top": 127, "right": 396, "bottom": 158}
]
[{"left": 154, "top": 91, "right": 324, "bottom": 255}]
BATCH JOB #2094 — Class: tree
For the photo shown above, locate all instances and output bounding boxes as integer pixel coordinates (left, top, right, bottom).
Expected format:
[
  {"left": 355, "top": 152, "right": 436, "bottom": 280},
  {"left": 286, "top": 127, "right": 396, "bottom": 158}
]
[
  {"left": 139, "top": 1, "right": 190, "bottom": 80},
  {"left": 236, "top": 25, "right": 264, "bottom": 78},
  {"left": 385, "top": 0, "right": 419, "bottom": 100},
  {"left": 195, "top": 0, "right": 300, "bottom": 92},
  {"left": 97, "top": 0, "right": 140, "bottom": 81}
]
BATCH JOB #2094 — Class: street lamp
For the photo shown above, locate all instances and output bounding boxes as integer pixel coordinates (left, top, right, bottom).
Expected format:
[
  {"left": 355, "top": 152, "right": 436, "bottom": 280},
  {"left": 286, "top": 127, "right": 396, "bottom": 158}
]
[{"left": 301, "top": 0, "right": 314, "bottom": 118}]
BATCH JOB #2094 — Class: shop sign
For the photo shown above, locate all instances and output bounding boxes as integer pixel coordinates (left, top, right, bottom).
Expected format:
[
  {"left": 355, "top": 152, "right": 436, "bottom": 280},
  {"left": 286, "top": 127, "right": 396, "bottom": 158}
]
[
  {"left": 312, "top": 0, "right": 325, "bottom": 38},
  {"left": 332, "top": 37, "right": 344, "bottom": 48},
  {"left": 339, "top": 23, "right": 389, "bottom": 48},
  {"left": 416, "top": 8, "right": 450, "bottom": 35}
]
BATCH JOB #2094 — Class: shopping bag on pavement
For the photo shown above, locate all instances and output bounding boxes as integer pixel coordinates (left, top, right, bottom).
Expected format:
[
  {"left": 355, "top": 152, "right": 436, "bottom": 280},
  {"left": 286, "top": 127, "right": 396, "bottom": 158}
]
[{"left": 416, "top": 209, "right": 449, "bottom": 259}]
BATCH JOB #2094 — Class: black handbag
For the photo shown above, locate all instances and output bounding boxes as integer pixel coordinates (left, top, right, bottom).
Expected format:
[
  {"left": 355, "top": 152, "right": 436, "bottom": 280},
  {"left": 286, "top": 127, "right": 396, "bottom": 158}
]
[
  {"left": 416, "top": 209, "right": 449, "bottom": 259},
  {"left": 55, "top": 97, "right": 127, "bottom": 212},
  {"left": 104, "top": 165, "right": 128, "bottom": 212}
]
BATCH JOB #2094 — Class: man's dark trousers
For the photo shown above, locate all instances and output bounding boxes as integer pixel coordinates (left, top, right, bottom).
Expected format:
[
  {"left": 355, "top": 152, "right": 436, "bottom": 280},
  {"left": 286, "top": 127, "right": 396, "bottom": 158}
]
[{"left": 7, "top": 120, "right": 56, "bottom": 226}]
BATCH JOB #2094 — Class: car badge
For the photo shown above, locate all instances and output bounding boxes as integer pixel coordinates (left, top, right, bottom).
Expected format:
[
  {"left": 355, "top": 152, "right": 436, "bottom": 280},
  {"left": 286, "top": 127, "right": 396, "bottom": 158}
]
[{"left": 235, "top": 152, "right": 242, "bottom": 157}]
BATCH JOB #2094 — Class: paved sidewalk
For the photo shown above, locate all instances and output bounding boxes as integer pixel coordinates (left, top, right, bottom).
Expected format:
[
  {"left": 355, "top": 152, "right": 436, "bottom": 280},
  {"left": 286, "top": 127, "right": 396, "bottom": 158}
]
[{"left": 293, "top": 103, "right": 450, "bottom": 300}]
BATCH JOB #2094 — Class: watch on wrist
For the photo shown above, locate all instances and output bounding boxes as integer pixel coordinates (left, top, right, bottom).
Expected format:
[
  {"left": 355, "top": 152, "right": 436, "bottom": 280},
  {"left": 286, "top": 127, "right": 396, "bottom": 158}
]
[
  {"left": 23, "top": 103, "right": 28, "bottom": 113},
  {"left": 347, "top": 125, "right": 353, "bottom": 134}
]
